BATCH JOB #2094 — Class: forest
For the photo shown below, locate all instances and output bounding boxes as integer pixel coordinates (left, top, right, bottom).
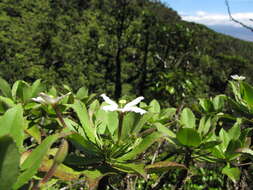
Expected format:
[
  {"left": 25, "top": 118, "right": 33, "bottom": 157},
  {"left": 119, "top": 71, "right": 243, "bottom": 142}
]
[{"left": 1, "top": 0, "right": 253, "bottom": 189}]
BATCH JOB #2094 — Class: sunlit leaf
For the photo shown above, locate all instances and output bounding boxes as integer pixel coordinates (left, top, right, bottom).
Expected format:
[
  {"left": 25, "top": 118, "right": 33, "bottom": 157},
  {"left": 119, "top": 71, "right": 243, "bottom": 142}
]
[
  {"left": 0, "top": 104, "right": 24, "bottom": 151},
  {"left": 176, "top": 128, "right": 201, "bottom": 147},
  {"left": 222, "top": 165, "right": 240, "bottom": 183},
  {"left": 180, "top": 108, "right": 196, "bottom": 128},
  {"left": 118, "top": 132, "right": 164, "bottom": 161},
  {"left": 0, "top": 135, "right": 20, "bottom": 190},
  {"left": 0, "top": 77, "right": 12, "bottom": 98},
  {"left": 13, "top": 135, "right": 59, "bottom": 189}
]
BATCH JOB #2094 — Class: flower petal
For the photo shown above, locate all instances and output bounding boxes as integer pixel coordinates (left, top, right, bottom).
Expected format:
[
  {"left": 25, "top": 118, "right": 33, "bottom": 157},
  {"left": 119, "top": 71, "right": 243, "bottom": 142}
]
[
  {"left": 55, "top": 92, "right": 71, "bottom": 102},
  {"left": 231, "top": 75, "right": 245, "bottom": 81},
  {"left": 102, "top": 105, "right": 118, "bottom": 112},
  {"left": 101, "top": 94, "right": 118, "bottom": 108},
  {"left": 39, "top": 92, "right": 57, "bottom": 104},
  {"left": 32, "top": 97, "right": 47, "bottom": 104},
  {"left": 124, "top": 96, "right": 144, "bottom": 108},
  {"left": 122, "top": 106, "right": 146, "bottom": 115}
]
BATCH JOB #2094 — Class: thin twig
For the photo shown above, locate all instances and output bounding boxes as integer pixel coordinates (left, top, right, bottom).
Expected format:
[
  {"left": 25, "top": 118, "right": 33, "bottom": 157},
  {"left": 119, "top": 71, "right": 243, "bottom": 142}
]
[{"left": 225, "top": 0, "right": 253, "bottom": 32}]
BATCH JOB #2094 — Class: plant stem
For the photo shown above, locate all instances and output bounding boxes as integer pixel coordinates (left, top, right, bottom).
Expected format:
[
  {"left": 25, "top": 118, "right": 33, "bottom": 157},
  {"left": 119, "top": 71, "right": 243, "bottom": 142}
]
[
  {"left": 32, "top": 162, "right": 59, "bottom": 190},
  {"left": 53, "top": 105, "right": 68, "bottom": 129},
  {"left": 117, "top": 112, "right": 124, "bottom": 144},
  {"left": 32, "top": 139, "right": 68, "bottom": 190},
  {"left": 175, "top": 147, "right": 192, "bottom": 190}
]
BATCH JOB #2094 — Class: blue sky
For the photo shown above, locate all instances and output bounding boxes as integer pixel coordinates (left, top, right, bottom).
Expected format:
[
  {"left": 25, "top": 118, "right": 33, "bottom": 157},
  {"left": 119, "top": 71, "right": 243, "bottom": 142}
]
[{"left": 161, "top": 0, "right": 253, "bottom": 27}]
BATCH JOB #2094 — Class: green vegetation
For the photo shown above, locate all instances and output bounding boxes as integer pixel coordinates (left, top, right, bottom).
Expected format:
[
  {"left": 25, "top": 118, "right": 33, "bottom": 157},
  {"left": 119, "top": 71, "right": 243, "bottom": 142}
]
[
  {"left": 1, "top": 0, "right": 253, "bottom": 189},
  {"left": 1, "top": 0, "right": 253, "bottom": 105},
  {"left": 0, "top": 76, "right": 253, "bottom": 189}
]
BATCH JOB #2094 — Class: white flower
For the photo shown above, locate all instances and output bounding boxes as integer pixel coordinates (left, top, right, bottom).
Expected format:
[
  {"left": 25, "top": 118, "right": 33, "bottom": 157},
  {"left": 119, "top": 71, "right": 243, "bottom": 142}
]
[
  {"left": 100, "top": 94, "right": 147, "bottom": 115},
  {"left": 231, "top": 75, "right": 246, "bottom": 81},
  {"left": 32, "top": 92, "right": 71, "bottom": 105}
]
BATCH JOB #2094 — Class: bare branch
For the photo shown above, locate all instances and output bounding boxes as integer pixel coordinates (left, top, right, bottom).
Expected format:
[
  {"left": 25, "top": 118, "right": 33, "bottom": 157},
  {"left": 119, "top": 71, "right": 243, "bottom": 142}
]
[{"left": 225, "top": 0, "right": 253, "bottom": 32}]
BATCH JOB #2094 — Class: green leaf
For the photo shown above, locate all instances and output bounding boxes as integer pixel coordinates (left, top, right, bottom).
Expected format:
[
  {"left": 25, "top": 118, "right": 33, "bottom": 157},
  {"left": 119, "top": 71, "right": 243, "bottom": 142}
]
[
  {"left": 160, "top": 108, "right": 176, "bottom": 120},
  {"left": 176, "top": 128, "right": 201, "bottom": 147},
  {"left": 219, "top": 129, "right": 231, "bottom": 152},
  {"left": 13, "top": 135, "right": 59, "bottom": 190},
  {"left": 0, "top": 96, "right": 16, "bottom": 108},
  {"left": 11, "top": 80, "right": 29, "bottom": 101},
  {"left": 121, "top": 112, "right": 136, "bottom": 140},
  {"left": 0, "top": 104, "right": 24, "bottom": 151},
  {"left": 26, "top": 125, "right": 41, "bottom": 144},
  {"left": 39, "top": 158, "right": 81, "bottom": 181},
  {"left": 198, "top": 116, "right": 212, "bottom": 136},
  {"left": 112, "top": 163, "right": 146, "bottom": 178},
  {"left": 149, "top": 99, "right": 160, "bottom": 113},
  {"left": 132, "top": 112, "right": 153, "bottom": 135},
  {"left": 199, "top": 140, "right": 221, "bottom": 150},
  {"left": 241, "top": 82, "right": 253, "bottom": 108},
  {"left": 228, "top": 119, "right": 242, "bottom": 140},
  {"left": 68, "top": 133, "right": 100, "bottom": 157},
  {"left": 154, "top": 122, "right": 175, "bottom": 138},
  {"left": 222, "top": 165, "right": 240, "bottom": 183},
  {"left": 0, "top": 77, "right": 12, "bottom": 98},
  {"left": 70, "top": 100, "right": 96, "bottom": 143},
  {"left": 145, "top": 161, "right": 186, "bottom": 174},
  {"left": 236, "top": 148, "right": 253, "bottom": 157},
  {"left": 106, "top": 111, "right": 118, "bottom": 136},
  {"left": 199, "top": 98, "right": 213, "bottom": 112},
  {"left": 31, "top": 79, "right": 44, "bottom": 98},
  {"left": 81, "top": 168, "right": 115, "bottom": 190},
  {"left": 180, "top": 108, "right": 196, "bottom": 128},
  {"left": 76, "top": 87, "right": 89, "bottom": 100},
  {"left": 213, "top": 95, "right": 226, "bottom": 111},
  {"left": 0, "top": 135, "right": 20, "bottom": 190},
  {"left": 118, "top": 132, "right": 164, "bottom": 161},
  {"left": 225, "top": 140, "right": 242, "bottom": 160}
]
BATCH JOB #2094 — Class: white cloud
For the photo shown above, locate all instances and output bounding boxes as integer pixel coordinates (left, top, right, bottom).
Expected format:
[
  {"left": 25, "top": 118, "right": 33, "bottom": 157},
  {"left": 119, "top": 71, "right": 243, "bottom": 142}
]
[{"left": 182, "top": 11, "right": 253, "bottom": 27}]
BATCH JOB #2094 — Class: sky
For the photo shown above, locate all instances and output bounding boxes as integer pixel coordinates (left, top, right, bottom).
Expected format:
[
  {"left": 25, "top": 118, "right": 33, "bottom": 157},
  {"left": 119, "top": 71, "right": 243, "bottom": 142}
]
[{"left": 161, "top": 0, "right": 253, "bottom": 27}]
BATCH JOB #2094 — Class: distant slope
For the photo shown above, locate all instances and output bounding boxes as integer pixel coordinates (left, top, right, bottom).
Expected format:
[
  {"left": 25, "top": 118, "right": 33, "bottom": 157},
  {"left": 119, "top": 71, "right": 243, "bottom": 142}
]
[{"left": 209, "top": 25, "right": 253, "bottom": 42}]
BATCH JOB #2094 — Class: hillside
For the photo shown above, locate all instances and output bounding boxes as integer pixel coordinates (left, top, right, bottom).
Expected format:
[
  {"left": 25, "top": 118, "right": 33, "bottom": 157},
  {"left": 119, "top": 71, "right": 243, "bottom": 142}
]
[
  {"left": 1, "top": 0, "right": 253, "bottom": 105},
  {"left": 209, "top": 25, "right": 253, "bottom": 42}
]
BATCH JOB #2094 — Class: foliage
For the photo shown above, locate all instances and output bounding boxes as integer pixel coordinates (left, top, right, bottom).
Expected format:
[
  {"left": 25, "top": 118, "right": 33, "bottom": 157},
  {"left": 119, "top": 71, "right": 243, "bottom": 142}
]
[
  {"left": 1, "top": 0, "right": 253, "bottom": 105},
  {"left": 0, "top": 77, "right": 252, "bottom": 189}
]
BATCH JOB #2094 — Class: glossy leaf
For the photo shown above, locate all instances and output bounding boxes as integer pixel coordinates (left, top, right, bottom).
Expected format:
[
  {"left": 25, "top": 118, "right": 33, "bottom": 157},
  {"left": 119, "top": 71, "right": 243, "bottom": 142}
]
[
  {"left": 0, "top": 135, "right": 20, "bottom": 190},
  {"left": 76, "top": 86, "right": 89, "bottom": 100},
  {"left": 213, "top": 95, "right": 226, "bottom": 111},
  {"left": 198, "top": 116, "right": 211, "bottom": 136},
  {"left": 180, "top": 108, "right": 196, "bottom": 128},
  {"left": 225, "top": 140, "right": 242, "bottom": 160},
  {"left": 199, "top": 98, "right": 213, "bottom": 112},
  {"left": 199, "top": 140, "right": 221, "bottom": 150},
  {"left": 0, "top": 104, "right": 24, "bottom": 151},
  {"left": 131, "top": 112, "right": 153, "bottom": 135},
  {"left": 118, "top": 132, "right": 164, "bottom": 161},
  {"left": 222, "top": 165, "right": 240, "bottom": 183},
  {"left": 112, "top": 163, "right": 146, "bottom": 178},
  {"left": 0, "top": 77, "right": 12, "bottom": 98},
  {"left": 30, "top": 79, "right": 44, "bottom": 98},
  {"left": 70, "top": 100, "right": 96, "bottom": 142},
  {"left": 176, "top": 128, "right": 201, "bottom": 147},
  {"left": 154, "top": 122, "right": 175, "bottom": 138},
  {"left": 228, "top": 118, "right": 241, "bottom": 140},
  {"left": 13, "top": 135, "right": 59, "bottom": 189},
  {"left": 149, "top": 99, "right": 160, "bottom": 113},
  {"left": 68, "top": 133, "right": 101, "bottom": 157},
  {"left": 237, "top": 148, "right": 253, "bottom": 157}
]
